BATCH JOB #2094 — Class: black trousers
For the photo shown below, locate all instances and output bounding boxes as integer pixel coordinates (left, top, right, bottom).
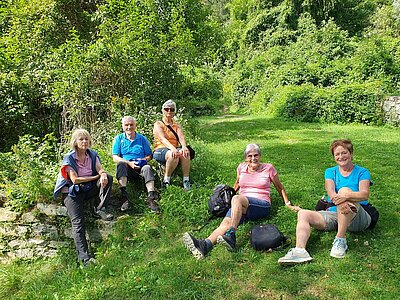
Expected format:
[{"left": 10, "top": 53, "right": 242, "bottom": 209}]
[
  {"left": 116, "top": 162, "right": 155, "bottom": 184},
  {"left": 63, "top": 174, "right": 112, "bottom": 261}
]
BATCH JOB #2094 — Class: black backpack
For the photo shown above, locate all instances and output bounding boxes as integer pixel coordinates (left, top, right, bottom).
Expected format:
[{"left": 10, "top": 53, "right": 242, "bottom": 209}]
[
  {"left": 360, "top": 203, "right": 379, "bottom": 230},
  {"left": 250, "top": 224, "right": 290, "bottom": 251},
  {"left": 208, "top": 184, "right": 236, "bottom": 218},
  {"left": 194, "top": 184, "right": 236, "bottom": 232}
]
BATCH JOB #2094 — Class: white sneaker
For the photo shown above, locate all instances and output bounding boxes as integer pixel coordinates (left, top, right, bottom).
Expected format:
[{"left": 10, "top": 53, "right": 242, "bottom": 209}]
[
  {"left": 330, "top": 238, "right": 348, "bottom": 258},
  {"left": 278, "top": 248, "right": 313, "bottom": 265}
]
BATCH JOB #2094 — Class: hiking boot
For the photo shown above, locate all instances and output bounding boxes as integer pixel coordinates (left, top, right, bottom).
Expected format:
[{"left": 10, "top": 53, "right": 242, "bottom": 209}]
[
  {"left": 120, "top": 200, "right": 130, "bottom": 212},
  {"left": 182, "top": 232, "right": 210, "bottom": 260},
  {"left": 83, "top": 257, "right": 97, "bottom": 267},
  {"left": 147, "top": 196, "right": 160, "bottom": 213},
  {"left": 278, "top": 248, "right": 313, "bottom": 265},
  {"left": 330, "top": 237, "right": 348, "bottom": 258},
  {"left": 162, "top": 181, "right": 170, "bottom": 189},
  {"left": 183, "top": 180, "right": 191, "bottom": 192},
  {"left": 120, "top": 192, "right": 130, "bottom": 211},
  {"left": 93, "top": 207, "right": 113, "bottom": 221},
  {"left": 217, "top": 228, "right": 236, "bottom": 251}
]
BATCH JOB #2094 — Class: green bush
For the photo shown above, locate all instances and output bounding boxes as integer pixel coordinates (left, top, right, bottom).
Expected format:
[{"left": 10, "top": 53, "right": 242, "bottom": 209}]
[
  {"left": 0, "top": 152, "right": 14, "bottom": 184},
  {"left": 265, "top": 82, "right": 384, "bottom": 125},
  {"left": 179, "top": 65, "right": 223, "bottom": 116},
  {"left": 264, "top": 85, "right": 312, "bottom": 120},
  {"left": 278, "top": 84, "right": 317, "bottom": 122},
  {"left": 2, "top": 134, "right": 58, "bottom": 212},
  {"left": 350, "top": 37, "right": 400, "bottom": 89},
  {"left": 318, "top": 82, "right": 384, "bottom": 124}
]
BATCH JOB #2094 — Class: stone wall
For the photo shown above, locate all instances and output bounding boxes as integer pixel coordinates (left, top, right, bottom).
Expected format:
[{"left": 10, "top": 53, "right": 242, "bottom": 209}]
[
  {"left": 382, "top": 96, "right": 400, "bottom": 126},
  {"left": 0, "top": 203, "right": 116, "bottom": 263}
]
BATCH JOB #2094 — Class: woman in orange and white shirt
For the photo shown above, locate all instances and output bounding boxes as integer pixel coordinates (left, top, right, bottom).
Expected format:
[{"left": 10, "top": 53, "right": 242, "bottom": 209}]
[{"left": 153, "top": 99, "right": 191, "bottom": 191}]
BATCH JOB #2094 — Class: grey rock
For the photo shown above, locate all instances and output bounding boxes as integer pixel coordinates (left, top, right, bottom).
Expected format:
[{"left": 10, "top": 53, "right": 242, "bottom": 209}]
[
  {"left": 48, "top": 241, "right": 69, "bottom": 249},
  {"left": 8, "top": 240, "right": 27, "bottom": 249},
  {"left": 27, "top": 238, "right": 45, "bottom": 246},
  {"left": 21, "top": 212, "right": 39, "bottom": 223},
  {"left": 16, "top": 225, "right": 29, "bottom": 237},
  {"left": 36, "top": 203, "right": 68, "bottom": 217},
  {"left": 0, "top": 224, "right": 29, "bottom": 238},
  {"left": 32, "top": 223, "right": 59, "bottom": 240},
  {"left": 0, "top": 223, "right": 16, "bottom": 237},
  {"left": 88, "top": 220, "right": 117, "bottom": 242},
  {"left": 35, "top": 247, "right": 58, "bottom": 258},
  {"left": 0, "top": 208, "right": 19, "bottom": 222},
  {"left": 64, "top": 227, "right": 72, "bottom": 239},
  {"left": 15, "top": 248, "right": 35, "bottom": 259},
  {"left": 382, "top": 96, "right": 400, "bottom": 125}
]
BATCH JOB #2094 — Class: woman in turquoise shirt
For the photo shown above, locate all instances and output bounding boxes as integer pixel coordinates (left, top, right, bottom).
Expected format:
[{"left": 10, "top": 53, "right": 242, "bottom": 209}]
[{"left": 278, "top": 139, "right": 373, "bottom": 265}]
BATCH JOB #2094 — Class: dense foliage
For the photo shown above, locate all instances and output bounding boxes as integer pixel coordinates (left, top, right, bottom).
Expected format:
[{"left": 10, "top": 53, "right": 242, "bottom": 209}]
[
  {"left": 0, "top": 0, "right": 223, "bottom": 151},
  {"left": 1, "top": 0, "right": 399, "bottom": 150},
  {"left": 223, "top": 0, "right": 400, "bottom": 124}
]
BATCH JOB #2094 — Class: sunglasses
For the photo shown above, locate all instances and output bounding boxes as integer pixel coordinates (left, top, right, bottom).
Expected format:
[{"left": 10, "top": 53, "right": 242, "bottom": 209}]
[{"left": 164, "top": 107, "right": 175, "bottom": 112}]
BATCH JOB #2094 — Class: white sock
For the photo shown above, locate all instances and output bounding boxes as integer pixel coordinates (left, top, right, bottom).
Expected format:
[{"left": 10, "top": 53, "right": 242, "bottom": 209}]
[
  {"left": 294, "top": 247, "right": 307, "bottom": 253},
  {"left": 183, "top": 176, "right": 189, "bottom": 182},
  {"left": 164, "top": 176, "right": 171, "bottom": 183}
]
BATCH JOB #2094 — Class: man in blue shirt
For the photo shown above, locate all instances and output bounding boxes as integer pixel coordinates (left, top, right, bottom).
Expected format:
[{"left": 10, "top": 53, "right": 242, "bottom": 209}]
[{"left": 112, "top": 116, "right": 159, "bottom": 212}]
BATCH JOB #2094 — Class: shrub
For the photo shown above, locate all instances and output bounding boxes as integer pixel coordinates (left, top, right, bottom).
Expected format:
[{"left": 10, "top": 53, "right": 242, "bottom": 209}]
[
  {"left": 278, "top": 84, "right": 318, "bottom": 122},
  {"left": 2, "top": 134, "right": 58, "bottom": 212},
  {"left": 266, "top": 84, "right": 316, "bottom": 121},
  {"left": 179, "top": 65, "right": 223, "bottom": 116},
  {"left": 318, "top": 82, "right": 384, "bottom": 124},
  {"left": 265, "top": 82, "right": 384, "bottom": 125}
]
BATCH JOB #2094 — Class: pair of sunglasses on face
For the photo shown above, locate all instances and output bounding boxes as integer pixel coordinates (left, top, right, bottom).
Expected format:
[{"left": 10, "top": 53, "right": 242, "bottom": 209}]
[{"left": 164, "top": 107, "right": 175, "bottom": 112}]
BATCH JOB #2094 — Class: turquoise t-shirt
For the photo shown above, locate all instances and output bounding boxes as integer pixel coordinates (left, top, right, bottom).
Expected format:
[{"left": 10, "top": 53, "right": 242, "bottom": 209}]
[
  {"left": 112, "top": 133, "right": 152, "bottom": 161},
  {"left": 324, "top": 165, "right": 371, "bottom": 212}
]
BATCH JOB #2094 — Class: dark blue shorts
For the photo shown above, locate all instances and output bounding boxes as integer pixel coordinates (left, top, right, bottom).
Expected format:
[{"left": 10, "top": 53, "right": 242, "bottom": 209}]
[
  {"left": 225, "top": 196, "right": 270, "bottom": 225},
  {"left": 153, "top": 147, "right": 184, "bottom": 165}
]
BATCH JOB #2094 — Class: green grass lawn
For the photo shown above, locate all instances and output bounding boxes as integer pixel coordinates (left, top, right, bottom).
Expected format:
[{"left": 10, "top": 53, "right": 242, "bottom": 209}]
[{"left": 1, "top": 115, "right": 399, "bottom": 299}]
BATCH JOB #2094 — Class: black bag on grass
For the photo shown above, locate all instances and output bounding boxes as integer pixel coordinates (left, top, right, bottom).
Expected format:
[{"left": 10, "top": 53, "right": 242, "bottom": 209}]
[
  {"left": 250, "top": 224, "right": 290, "bottom": 251},
  {"left": 360, "top": 203, "right": 379, "bottom": 229},
  {"left": 194, "top": 184, "right": 236, "bottom": 232},
  {"left": 208, "top": 184, "right": 236, "bottom": 218}
]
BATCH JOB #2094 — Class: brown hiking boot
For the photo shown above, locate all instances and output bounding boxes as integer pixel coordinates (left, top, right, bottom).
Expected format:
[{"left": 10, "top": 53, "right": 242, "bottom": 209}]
[{"left": 147, "top": 196, "right": 160, "bottom": 213}]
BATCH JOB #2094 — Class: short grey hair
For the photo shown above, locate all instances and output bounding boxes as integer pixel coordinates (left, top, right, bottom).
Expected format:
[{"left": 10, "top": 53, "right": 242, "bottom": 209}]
[
  {"left": 243, "top": 143, "right": 261, "bottom": 159},
  {"left": 162, "top": 99, "right": 177, "bottom": 112},
  {"left": 121, "top": 116, "right": 136, "bottom": 125}
]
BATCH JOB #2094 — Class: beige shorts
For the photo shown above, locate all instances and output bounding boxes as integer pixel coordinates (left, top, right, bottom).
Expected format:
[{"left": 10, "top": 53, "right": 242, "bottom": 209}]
[{"left": 318, "top": 204, "right": 371, "bottom": 232}]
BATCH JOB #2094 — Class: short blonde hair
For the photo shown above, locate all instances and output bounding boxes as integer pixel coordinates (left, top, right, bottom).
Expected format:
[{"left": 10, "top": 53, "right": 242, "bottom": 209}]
[
  {"left": 243, "top": 143, "right": 261, "bottom": 159},
  {"left": 70, "top": 129, "right": 92, "bottom": 150}
]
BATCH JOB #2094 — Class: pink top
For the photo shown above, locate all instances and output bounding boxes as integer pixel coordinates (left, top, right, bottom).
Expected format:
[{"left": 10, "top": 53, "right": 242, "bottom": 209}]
[
  {"left": 65, "top": 154, "right": 100, "bottom": 177},
  {"left": 237, "top": 162, "right": 277, "bottom": 203}
]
